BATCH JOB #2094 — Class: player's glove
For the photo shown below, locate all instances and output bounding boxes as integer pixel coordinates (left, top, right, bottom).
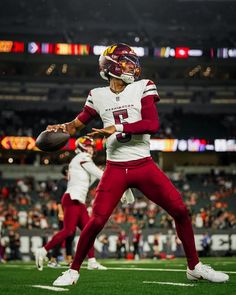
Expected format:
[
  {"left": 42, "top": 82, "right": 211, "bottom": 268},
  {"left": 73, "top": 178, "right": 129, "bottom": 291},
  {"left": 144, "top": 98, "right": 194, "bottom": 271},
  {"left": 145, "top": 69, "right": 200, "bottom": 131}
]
[{"left": 121, "top": 189, "right": 135, "bottom": 204}]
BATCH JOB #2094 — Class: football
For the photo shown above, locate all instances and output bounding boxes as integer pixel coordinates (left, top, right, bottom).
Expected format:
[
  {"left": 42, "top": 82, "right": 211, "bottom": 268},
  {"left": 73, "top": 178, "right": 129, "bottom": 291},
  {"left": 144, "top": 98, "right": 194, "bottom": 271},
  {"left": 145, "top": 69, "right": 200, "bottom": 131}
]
[{"left": 35, "top": 129, "right": 70, "bottom": 152}]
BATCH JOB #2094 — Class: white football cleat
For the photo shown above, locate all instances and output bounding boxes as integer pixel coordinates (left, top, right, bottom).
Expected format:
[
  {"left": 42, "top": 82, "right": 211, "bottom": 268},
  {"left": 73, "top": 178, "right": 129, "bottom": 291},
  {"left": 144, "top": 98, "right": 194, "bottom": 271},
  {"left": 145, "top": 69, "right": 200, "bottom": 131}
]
[
  {"left": 53, "top": 269, "right": 79, "bottom": 286},
  {"left": 35, "top": 247, "right": 47, "bottom": 271},
  {"left": 87, "top": 258, "right": 107, "bottom": 270},
  {"left": 187, "top": 262, "right": 229, "bottom": 283}
]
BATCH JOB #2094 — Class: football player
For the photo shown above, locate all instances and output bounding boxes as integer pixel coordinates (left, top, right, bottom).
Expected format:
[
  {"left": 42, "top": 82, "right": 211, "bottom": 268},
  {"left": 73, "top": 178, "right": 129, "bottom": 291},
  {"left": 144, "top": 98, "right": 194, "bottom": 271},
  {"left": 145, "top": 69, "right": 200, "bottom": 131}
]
[
  {"left": 35, "top": 136, "right": 107, "bottom": 271},
  {"left": 46, "top": 43, "right": 229, "bottom": 286}
]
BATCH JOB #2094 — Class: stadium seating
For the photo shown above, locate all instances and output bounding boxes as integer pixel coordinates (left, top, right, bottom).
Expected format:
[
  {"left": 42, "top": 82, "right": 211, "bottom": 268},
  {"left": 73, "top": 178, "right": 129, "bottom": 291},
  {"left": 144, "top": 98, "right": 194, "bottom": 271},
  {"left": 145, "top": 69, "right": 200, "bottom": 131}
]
[{"left": 0, "top": 173, "right": 235, "bottom": 234}]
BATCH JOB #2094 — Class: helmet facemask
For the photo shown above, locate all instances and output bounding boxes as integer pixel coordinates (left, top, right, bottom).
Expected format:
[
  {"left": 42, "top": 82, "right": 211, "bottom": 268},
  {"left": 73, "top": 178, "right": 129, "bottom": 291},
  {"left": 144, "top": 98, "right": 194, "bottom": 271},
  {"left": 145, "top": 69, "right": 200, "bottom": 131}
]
[{"left": 117, "top": 55, "right": 141, "bottom": 84}]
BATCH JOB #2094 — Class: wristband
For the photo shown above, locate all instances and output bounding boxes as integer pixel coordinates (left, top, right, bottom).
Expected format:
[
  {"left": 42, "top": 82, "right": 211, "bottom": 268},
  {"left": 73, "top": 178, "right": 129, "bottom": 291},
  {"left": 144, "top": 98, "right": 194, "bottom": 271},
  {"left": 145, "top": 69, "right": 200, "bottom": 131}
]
[{"left": 115, "top": 124, "right": 124, "bottom": 132}]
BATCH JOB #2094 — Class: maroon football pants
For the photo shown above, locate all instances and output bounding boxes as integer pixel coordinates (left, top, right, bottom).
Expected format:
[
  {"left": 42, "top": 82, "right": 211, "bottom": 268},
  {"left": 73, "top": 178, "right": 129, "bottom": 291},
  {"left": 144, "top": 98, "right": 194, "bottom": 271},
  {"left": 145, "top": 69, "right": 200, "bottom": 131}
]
[
  {"left": 44, "top": 193, "right": 95, "bottom": 259},
  {"left": 71, "top": 157, "right": 199, "bottom": 271}
]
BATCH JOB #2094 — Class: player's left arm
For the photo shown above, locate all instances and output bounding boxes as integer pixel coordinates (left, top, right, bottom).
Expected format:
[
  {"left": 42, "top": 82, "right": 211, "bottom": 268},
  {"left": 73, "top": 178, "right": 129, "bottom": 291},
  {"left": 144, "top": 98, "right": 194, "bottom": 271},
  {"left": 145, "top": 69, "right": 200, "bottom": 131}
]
[{"left": 121, "top": 93, "right": 159, "bottom": 135}]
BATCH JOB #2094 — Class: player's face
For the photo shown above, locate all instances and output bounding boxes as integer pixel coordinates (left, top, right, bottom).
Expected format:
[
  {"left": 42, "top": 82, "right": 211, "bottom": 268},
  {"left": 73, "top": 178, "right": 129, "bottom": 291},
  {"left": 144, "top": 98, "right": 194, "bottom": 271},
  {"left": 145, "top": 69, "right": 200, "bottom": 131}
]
[{"left": 120, "top": 60, "right": 135, "bottom": 75}]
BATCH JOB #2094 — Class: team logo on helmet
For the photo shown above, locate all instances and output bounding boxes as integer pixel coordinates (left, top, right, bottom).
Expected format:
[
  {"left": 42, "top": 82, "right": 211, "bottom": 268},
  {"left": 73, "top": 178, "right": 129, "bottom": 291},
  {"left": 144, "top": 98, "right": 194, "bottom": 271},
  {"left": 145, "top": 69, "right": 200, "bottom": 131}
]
[
  {"left": 75, "top": 136, "right": 94, "bottom": 152},
  {"left": 99, "top": 43, "right": 141, "bottom": 84},
  {"left": 103, "top": 45, "right": 118, "bottom": 56}
]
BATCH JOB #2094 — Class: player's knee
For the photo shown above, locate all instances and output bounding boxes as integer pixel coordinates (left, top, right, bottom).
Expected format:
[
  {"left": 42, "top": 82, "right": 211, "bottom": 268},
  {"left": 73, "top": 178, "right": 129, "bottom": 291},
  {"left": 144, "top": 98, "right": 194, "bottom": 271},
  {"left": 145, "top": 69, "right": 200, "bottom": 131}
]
[{"left": 63, "top": 228, "right": 76, "bottom": 237}]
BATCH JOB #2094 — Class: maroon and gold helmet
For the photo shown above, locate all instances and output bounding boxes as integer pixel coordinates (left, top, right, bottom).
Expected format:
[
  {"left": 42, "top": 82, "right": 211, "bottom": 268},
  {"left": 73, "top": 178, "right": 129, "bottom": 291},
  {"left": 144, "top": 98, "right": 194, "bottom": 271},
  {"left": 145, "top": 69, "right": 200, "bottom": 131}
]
[
  {"left": 99, "top": 43, "right": 141, "bottom": 84},
  {"left": 75, "top": 136, "right": 94, "bottom": 152}
]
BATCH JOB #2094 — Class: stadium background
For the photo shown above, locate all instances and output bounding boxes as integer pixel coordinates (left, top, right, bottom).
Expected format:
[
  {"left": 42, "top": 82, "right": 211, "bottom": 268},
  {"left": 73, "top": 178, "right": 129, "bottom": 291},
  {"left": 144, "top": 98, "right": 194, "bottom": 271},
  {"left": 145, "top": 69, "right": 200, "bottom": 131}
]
[{"left": 0, "top": 0, "right": 236, "bottom": 272}]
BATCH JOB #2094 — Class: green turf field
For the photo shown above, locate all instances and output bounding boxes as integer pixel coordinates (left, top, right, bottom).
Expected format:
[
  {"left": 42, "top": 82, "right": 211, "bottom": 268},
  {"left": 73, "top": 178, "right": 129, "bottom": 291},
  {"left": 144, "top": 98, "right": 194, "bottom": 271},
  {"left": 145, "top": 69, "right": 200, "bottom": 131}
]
[{"left": 0, "top": 258, "right": 235, "bottom": 295}]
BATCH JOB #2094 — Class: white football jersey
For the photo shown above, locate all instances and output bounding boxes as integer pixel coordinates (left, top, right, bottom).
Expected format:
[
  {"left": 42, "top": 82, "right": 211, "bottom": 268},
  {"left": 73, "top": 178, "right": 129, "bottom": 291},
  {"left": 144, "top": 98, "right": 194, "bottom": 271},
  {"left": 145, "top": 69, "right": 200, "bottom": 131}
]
[
  {"left": 85, "top": 79, "right": 159, "bottom": 161},
  {"left": 65, "top": 152, "right": 103, "bottom": 203}
]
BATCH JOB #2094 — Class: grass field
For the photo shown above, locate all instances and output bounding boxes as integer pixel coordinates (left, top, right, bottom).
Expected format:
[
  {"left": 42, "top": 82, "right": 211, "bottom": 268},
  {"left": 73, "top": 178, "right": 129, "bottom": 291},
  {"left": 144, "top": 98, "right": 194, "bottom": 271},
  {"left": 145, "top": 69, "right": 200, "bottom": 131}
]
[{"left": 0, "top": 258, "right": 235, "bottom": 295}]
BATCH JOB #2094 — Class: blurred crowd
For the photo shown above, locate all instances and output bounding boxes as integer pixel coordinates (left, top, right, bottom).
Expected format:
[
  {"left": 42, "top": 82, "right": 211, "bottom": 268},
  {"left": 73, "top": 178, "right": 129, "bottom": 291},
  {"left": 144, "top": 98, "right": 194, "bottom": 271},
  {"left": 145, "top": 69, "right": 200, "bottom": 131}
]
[
  {"left": 0, "top": 171, "right": 235, "bottom": 261},
  {"left": 108, "top": 170, "right": 236, "bottom": 233},
  {"left": 1, "top": 110, "right": 236, "bottom": 139}
]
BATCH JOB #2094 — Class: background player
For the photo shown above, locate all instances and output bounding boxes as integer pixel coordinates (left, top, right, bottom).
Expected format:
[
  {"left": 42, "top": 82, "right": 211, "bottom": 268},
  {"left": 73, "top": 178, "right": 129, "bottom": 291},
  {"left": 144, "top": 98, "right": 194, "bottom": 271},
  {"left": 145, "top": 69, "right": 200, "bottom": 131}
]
[
  {"left": 35, "top": 136, "right": 107, "bottom": 271},
  {"left": 45, "top": 43, "right": 229, "bottom": 286},
  {"left": 47, "top": 165, "right": 75, "bottom": 267}
]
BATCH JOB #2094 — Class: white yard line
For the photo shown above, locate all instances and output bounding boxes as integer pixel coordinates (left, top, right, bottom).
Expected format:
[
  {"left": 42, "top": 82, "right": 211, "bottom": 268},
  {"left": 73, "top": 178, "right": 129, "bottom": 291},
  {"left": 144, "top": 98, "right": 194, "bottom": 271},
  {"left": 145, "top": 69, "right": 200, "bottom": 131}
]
[
  {"left": 3, "top": 264, "right": 236, "bottom": 274},
  {"left": 81, "top": 266, "right": 187, "bottom": 272},
  {"left": 31, "top": 285, "right": 69, "bottom": 292},
  {"left": 143, "top": 281, "right": 195, "bottom": 287},
  {"left": 84, "top": 266, "right": 236, "bottom": 274}
]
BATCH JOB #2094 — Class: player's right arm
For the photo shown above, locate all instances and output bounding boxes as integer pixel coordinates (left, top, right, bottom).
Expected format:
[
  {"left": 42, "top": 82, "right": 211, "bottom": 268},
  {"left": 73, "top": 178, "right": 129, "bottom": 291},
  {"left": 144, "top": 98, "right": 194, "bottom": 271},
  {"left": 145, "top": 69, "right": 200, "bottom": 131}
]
[{"left": 46, "top": 117, "right": 85, "bottom": 136}]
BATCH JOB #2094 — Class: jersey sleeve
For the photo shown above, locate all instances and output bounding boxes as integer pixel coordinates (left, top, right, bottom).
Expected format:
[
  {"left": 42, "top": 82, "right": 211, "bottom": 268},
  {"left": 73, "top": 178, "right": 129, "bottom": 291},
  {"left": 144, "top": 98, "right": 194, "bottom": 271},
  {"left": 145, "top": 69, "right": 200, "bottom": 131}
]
[
  {"left": 81, "top": 161, "right": 103, "bottom": 180},
  {"left": 76, "top": 90, "right": 99, "bottom": 124},
  {"left": 75, "top": 152, "right": 103, "bottom": 180},
  {"left": 79, "top": 152, "right": 92, "bottom": 163},
  {"left": 142, "top": 80, "right": 160, "bottom": 102}
]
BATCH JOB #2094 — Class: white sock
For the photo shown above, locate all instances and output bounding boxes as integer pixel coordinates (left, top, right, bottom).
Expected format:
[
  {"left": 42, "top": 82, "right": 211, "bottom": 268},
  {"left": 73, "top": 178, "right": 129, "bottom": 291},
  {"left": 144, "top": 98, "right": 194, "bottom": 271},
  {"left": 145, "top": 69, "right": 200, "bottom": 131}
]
[{"left": 88, "top": 258, "right": 96, "bottom": 263}]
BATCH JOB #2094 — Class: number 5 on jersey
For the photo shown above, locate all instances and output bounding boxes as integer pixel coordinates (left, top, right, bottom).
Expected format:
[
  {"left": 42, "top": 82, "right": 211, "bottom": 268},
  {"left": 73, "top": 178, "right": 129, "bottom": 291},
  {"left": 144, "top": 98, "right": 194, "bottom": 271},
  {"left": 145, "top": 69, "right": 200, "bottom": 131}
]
[{"left": 113, "top": 109, "right": 132, "bottom": 143}]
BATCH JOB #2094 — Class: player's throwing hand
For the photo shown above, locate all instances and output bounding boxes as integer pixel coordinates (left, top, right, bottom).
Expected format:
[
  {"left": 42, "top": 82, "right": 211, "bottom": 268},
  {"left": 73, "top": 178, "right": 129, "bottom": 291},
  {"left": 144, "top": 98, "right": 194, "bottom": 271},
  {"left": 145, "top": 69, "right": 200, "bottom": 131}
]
[{"left": 47, "top": 124, "right": 67, "bottom": 133}]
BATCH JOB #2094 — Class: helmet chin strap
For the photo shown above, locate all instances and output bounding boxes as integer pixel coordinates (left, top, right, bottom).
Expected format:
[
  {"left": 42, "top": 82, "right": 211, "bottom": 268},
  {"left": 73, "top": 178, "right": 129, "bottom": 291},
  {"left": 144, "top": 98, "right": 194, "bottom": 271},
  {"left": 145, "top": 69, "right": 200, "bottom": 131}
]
[
  {"left": 120, "top": 73, "right": 135, "bottom": 84},
  {"left": 108, "top": 72, "right": 135, "bottom": 84}
]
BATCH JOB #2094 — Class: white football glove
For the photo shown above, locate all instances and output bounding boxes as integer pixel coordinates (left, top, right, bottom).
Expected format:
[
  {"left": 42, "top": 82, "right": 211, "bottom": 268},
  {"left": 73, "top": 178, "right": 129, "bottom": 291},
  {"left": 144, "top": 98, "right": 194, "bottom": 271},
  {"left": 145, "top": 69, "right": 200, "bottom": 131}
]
[{"left": 121, "top": 188, "right": 135, "bottom": 204}]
